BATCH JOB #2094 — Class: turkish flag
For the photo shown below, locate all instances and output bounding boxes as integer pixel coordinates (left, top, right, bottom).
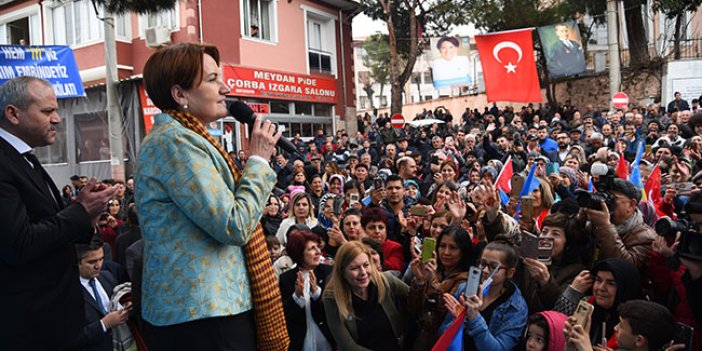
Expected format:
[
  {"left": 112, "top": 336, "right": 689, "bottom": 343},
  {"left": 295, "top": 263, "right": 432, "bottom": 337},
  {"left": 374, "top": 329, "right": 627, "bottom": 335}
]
[{"left": 475, "top": 29, "right": 542, "bottom": 102}]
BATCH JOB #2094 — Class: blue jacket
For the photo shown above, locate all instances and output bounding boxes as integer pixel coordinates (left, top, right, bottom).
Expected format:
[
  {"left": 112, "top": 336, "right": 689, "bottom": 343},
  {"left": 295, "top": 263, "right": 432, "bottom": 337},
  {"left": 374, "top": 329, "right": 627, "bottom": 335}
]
[
  {"left": 449, "top": 281, "right": 528, "bottom": 351},
  {"left": 135, "top": 113, "right": 276, "bottom": 326}
]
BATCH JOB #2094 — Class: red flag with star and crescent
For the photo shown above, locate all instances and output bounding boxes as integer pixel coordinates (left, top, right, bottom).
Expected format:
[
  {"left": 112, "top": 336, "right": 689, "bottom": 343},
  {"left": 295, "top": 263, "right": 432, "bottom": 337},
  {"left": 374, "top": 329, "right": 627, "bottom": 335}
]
[{"left": 475, "top": 28, "right": 542, "bottom": 103}]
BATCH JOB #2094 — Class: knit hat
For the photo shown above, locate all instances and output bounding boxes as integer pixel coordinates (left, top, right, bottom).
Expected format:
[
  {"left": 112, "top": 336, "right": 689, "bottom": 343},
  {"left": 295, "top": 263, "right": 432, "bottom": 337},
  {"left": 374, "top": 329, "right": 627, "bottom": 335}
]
[{"left": 558, "top": 166, "right": 578, "bottom": 185}]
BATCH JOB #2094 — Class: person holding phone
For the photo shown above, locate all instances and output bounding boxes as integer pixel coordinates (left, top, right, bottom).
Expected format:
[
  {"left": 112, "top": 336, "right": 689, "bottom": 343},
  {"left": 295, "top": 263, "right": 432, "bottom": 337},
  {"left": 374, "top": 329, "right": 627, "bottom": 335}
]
[
  {"left": 554, "top": 258, "right": 642, "bottom": 350},
  {"left": 443, "top": 241, "right": 528, "bottom": 351},
  {"left": 518, "top": 210, "right": 589, "bottom": 314},
  {"left": 407, "top": 225, "right": 476, "bottom": 350}
]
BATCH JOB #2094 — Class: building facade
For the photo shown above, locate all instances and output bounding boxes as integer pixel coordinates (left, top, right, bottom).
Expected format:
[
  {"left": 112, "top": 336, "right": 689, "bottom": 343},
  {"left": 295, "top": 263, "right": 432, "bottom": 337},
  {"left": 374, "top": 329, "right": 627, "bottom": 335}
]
[{"left": 0, "top": 0, "right": 358, "bottom": 181}]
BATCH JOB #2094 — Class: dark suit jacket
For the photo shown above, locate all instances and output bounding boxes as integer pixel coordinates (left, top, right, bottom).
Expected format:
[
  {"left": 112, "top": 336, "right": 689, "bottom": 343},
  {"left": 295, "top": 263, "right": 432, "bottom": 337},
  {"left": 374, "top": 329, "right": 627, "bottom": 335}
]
[
  {"left": 279, "top": 264, "right": 335, "bottom": 351},
  {"left": 547, "top": 149, "right": 569, "bottom": 164},
  {"left": 74, "top": 271, "right": 118, "bottom": 351},
  {"left": 0, "top": 137, "right": 93, "bottom": 349}
]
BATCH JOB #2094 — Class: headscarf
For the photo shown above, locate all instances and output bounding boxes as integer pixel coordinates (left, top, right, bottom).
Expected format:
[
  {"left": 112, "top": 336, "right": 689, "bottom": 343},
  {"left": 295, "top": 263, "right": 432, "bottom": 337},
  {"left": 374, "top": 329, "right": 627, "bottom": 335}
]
[{"left": 534, "top": 311, "right": 568, "bottom": 351}]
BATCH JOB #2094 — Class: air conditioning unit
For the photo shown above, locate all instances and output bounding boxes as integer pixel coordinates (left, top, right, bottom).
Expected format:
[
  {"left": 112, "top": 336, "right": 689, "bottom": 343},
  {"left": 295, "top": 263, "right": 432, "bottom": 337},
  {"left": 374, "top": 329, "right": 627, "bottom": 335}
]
[{"left": 145, "top": 26, "right": 172, "bottom": 48}]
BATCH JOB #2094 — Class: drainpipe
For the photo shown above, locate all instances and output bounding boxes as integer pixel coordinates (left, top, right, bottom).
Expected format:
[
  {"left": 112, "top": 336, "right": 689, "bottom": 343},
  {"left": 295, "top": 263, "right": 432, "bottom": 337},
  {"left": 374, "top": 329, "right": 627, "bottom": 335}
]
[
  {"left": 198, "top": 0, "right": 204, "bottom": 43},
  {"left": 339, "top": 9, "right": 348, "bottom": 133}
]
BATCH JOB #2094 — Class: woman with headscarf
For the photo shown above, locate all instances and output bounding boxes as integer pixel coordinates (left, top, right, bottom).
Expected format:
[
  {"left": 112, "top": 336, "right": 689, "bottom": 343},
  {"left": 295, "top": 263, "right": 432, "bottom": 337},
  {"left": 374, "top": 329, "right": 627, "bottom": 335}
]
[{"left": 554, "top": 258, "right": 642, "bottom": 349}]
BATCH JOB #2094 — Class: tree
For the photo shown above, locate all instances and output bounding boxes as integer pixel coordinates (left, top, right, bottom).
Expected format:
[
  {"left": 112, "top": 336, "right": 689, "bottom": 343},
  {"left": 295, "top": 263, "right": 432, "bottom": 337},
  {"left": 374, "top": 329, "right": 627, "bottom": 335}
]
[
  {"left": 91, "top": 0, "right": 177, "bottom": 14},
  {"left": 569, "top": 0, "right": 650, "bottom": 66},
  {"left": 362, "top": 34, "right": 392, "bottom": 109},
  {"left": 654, "top": 0, "right": 702, "bottom": 59},
  {"left": 359, "top": 0, "right": 467, "bottom": 114}
]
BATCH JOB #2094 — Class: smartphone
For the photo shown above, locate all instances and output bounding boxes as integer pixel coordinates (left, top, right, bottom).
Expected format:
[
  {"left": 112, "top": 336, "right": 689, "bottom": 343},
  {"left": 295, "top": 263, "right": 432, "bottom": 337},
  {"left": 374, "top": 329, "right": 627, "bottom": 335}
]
[
  {"left": 521, "top": 196, "right": 534, "bottom": 221},
  {"left": 673, "top": 322, "right": 694, "bottom": 351},
  {"left": 413, "top": 236, "right": 422, "bottom": 256},
  {"left": 373, "top": 176, "right": 385, "bottom": 190},
  {"left": 546, "top": 162, "right": 559, "bottom": 176},
  {"left": 464, "top": 266, "right": 482, "bottom": 297},
  {"left": 349, "top": 193, "right": 360, "bottom": 205},
  {"left": 520, "top": 231, "right": 555, "bottom": 264},
  {"left": 332, "top": 197, "right": 344, "bottom": 216},
  {"left": 421, "top": 237, "right": 436, "bottom": 263},
  {"left": 572, "top": 300, "right": 594, "bottom": 327},
  {"left": 511, "top": 175, "right": 525, "bottom": 198},
  {"left": 409, "top": 205, "right": 428, "bottom": 216}
]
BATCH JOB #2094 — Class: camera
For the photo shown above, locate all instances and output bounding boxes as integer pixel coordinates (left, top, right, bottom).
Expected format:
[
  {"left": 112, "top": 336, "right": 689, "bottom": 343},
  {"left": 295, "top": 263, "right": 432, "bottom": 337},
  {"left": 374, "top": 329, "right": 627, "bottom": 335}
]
[
  {"left": 655, "top": 217, "right": 694, "bottom": 239},
  {"left": 575, "top": 163, "right": 616, "bottom": 211}
]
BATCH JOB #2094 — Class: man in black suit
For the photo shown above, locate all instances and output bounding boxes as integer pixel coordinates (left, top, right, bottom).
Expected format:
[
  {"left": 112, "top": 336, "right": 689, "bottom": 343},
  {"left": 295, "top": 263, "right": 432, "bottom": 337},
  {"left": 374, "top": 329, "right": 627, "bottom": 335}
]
[
  {"left": 73, "top": 237, "right": 131, "bottom": 351},
  {"left": 547, "top": 131, "right": 571, "bottom": 164},
  {"left": 547, "top": 24, "right": 586, "bottom": 77},
  {"left": 0, "top": 76, "right": 118, "bottom": 349}
]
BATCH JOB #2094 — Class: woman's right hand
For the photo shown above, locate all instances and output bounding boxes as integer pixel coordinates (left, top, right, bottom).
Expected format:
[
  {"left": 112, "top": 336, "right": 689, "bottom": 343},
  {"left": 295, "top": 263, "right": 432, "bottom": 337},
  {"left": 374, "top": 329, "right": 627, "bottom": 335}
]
[
  {"left": 294, "top": 271, "right": 305, "bottom": 297},
  {"left": 570, "top": 270, "right": 594, "bottom": 293},
  {"left": 249, "top": 115, "right": 283, "bottom": 161},
  {"left": 410, "top": 257, "right": 436, "bottom": 284},
  {"left": 433, "top": 172, "right": 444, "bottom": 185},
  {"left": 328, "top": 225, "right": 346, "bottom": 246},
  {"left": 442, "top": 293, "right": 465, "bottom": 318}
]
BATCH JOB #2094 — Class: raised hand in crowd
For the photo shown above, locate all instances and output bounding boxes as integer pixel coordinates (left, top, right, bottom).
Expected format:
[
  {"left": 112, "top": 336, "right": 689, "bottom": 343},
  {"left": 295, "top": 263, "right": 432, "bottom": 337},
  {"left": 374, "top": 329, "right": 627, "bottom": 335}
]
[
  {"left": 652, "top": 232, "right": 679, "bottom": 258},
  {"left": 582, "top": 200, "right": 611, "bottom": 227},
  {"left": 410, "top": 256, "right": 437, "bottom": 285},
  {"left": 327, "top": 222, "right": 347, "bottom": 247},
  {"left": 446, "top": 191, "right": 467, "bottom": 225},
  {"left": 570, "top": 270, "right": 594, "bottom": 293},
  {"left": 523, "top": 257, "right": 550, "bottom": 285},
  {"left": 564, "top": 315, "right": 594, "bottom": 351}
]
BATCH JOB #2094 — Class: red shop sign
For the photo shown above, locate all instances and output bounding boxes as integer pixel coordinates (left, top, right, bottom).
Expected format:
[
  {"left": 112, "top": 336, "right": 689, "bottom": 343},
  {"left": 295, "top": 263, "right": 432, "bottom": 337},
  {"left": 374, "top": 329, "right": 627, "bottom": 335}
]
[
  {"left": 138, "top": 83, "right": 161, "bottom": 134},
  {"left": 223, "top": 65, "right": 337, "bottom": 104}
]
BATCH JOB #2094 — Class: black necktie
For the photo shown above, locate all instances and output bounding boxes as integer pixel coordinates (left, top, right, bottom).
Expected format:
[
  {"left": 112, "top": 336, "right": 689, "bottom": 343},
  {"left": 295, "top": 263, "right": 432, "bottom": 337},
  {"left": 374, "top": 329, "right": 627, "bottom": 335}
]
[{"left": 24, "top": 152, "right": 59, "bottom": 206}]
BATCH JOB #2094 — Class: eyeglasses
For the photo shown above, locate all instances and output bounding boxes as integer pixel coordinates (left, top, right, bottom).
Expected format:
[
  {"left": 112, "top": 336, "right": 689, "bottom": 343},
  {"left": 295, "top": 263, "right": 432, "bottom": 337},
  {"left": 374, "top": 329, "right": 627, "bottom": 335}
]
[{"left": 478, "top": 260, "right": 504, "bottom": 273}]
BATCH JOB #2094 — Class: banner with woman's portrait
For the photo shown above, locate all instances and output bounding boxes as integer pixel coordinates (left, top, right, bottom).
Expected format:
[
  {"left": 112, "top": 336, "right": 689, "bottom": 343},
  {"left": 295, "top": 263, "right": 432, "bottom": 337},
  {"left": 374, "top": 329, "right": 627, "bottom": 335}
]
[{"left": 430, "top": 36, "right": 473, "bottom": 89}]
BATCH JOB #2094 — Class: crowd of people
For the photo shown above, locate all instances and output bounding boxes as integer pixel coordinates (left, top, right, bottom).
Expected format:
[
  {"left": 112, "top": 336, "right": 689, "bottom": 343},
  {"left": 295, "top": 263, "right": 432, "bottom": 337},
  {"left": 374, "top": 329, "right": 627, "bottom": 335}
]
[
  {"left": 62, "top": 91, "right": 702, "bottom": 351},
  {"left": 4, "top": 42, "right": 702, "bottom": 351}
]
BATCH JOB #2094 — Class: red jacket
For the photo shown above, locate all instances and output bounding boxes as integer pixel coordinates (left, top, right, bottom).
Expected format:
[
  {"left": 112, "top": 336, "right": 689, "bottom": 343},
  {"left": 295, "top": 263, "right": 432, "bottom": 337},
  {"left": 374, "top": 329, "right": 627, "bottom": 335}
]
[{"left": 381, "top": 239, "right": 405, "bottom": 272}]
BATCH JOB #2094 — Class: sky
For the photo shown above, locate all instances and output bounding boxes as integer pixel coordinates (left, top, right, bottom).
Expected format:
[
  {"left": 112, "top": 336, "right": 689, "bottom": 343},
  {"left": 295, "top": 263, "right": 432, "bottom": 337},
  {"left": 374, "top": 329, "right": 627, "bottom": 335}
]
[{"left": 351, "top": 13, "right": 478, "bottom": 40}]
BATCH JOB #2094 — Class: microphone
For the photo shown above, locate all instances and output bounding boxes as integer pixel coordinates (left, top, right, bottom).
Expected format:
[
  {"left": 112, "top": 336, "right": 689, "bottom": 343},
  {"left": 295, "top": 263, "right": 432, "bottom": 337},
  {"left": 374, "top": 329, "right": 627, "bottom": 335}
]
[{"left": 227, "top": 101, "right": 299, "bottom": 156}]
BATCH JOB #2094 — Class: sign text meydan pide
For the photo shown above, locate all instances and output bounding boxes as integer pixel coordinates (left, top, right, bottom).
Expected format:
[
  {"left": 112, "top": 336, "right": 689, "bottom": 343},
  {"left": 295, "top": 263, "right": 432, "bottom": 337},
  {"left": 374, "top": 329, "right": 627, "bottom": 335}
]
[
  {"left": 223, "top": 66, "right": 337, "bottom": 104},
  {"left": 0, "top": 45, "right": 85, "bottom": 98}
]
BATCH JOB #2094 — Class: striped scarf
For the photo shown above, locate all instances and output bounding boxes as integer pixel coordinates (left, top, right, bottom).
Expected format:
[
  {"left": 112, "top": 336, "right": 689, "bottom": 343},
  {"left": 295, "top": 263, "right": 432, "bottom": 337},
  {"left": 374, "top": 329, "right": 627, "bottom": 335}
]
[{"left": 166, "top": 109, "right": 289, "bottom": 351}]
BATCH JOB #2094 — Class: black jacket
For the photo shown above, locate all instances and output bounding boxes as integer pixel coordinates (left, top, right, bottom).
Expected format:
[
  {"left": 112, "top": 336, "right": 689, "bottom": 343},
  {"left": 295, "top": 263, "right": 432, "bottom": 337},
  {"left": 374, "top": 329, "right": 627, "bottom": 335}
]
[
  {"left": 73, "top": 271, "right": 118, "bottom": 351},
  {"left": 279, "top": 264, "right": 335, "bottom": 351},
  {"left": 0, "top": 137, "right": 93, "bottom": 350}
]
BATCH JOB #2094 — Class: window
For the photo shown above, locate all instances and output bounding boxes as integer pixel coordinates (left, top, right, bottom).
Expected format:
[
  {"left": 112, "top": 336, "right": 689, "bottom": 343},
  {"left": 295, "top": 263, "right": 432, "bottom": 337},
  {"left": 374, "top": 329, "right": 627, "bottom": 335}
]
[
  {"left": 424, "top": 95, "right": 433, "bottom": 101},
  {"left": 379, "top": 96, "right": 388, "bottom": 107},
  {"left": 423, "top": 71, "right": 432, "bottom": 84},
  {"left": 0, "top": 5, "right": 42, "bottom": 45},
  {"left": 306, "top": 10, "right": 336, "bottom": 74},
  {"left": 270, "top": 101, "right": 290, "bottom": 114},
  {"left": 243, "top": 0, "right": 275, "bottom": 41},
  {"left": 36, "top": 121, "right": 67, "bottom": 164},
  {"left": 138, "top": 4, "right": 178, "bottom": 38},
  {"left": 49, "top": 0, "right": 130, "bottom": 45},
  {"left": 412, "top": 73, "right": 421, "bottom": 84},
  {"left": 75, "top": 112, "right": 110, "bottom": 162},
  {"left": 359, "top": 96, "right": 369, "bottom": 110},
  {"left": 295, "top": 102, "right": 313, "bottom": 115}
]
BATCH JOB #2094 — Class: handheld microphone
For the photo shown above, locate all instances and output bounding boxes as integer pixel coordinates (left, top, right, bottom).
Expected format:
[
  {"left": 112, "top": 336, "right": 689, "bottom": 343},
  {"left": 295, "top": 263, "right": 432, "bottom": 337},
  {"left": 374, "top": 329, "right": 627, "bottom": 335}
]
[{"left": 227, "top": 101, "right": 299, "bottom": 156}]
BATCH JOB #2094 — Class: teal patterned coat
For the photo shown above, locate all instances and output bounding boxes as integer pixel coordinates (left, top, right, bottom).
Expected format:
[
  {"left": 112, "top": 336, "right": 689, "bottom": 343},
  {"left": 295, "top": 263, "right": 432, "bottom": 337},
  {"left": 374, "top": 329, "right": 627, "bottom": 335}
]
[{"left": 135, "top": 113, "right": 276, "bottom": 326}]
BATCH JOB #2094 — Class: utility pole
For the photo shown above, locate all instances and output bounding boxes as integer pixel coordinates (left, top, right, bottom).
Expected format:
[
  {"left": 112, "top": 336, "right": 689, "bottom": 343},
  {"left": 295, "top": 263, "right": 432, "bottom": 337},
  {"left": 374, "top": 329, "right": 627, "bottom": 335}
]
[
  {"left": 104, "top": 11, "right": 126, "bottom": 181},
  {"left": 607, "top": 0, "right": 621, "bottom": 112}
]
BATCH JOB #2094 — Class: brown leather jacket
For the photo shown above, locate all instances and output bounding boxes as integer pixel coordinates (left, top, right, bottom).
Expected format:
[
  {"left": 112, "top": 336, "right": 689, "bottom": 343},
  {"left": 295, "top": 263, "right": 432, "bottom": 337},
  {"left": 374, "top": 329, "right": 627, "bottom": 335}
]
[{"left": 590, "top": 221, "right": 656, "bottom": 271}]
